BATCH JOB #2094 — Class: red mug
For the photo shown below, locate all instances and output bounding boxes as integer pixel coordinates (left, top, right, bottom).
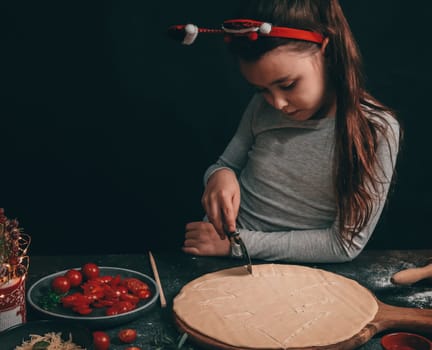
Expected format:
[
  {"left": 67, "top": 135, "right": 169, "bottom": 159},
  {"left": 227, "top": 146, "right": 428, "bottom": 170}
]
[
  {"left": 381, "top": 332, "right": 432, "bottom": 350},
  {"left": 0, "top": 276, "right": 27, "bottom": 331}
]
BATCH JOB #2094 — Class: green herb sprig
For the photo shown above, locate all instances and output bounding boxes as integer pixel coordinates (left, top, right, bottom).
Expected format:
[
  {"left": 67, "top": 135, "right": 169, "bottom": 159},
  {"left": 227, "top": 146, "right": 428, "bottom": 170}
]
[{"left": 38, "top": 291, "right": 64, "bottom": 311}]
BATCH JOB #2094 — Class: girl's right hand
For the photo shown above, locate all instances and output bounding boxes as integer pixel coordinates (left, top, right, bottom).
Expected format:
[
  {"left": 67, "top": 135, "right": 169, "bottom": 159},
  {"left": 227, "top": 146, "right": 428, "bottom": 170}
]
[{"left": 201, "top": 169, "right": 241, "bottom": 239}]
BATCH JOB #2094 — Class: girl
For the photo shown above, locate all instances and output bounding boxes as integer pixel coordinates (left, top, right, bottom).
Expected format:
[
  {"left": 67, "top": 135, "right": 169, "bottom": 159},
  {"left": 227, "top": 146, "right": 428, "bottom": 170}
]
[{"left": 171, "top": 0, "right": 401, "bottom": 262}]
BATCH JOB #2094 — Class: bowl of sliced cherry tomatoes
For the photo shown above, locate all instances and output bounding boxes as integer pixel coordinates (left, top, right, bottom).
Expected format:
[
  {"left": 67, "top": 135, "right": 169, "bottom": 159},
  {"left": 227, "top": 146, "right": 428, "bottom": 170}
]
[{"left": 27, "top": 263, "right": 159, "bottom": 329}]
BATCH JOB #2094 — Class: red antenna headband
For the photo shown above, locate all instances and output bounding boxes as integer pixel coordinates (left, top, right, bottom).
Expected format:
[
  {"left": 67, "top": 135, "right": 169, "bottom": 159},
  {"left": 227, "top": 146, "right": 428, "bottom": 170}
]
[{"left": 168, "top": 19, "right": 324, "bottom": 45}]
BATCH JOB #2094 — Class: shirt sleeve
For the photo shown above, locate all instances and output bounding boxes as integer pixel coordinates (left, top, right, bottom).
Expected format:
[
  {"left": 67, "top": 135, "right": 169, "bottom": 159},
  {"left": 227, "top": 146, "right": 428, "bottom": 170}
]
[
  {"left": 237, "top": 116, "right": 401, "bottom": 263},
  {"left": 203, "top": 95, "right": 260, "bottom": 184}
]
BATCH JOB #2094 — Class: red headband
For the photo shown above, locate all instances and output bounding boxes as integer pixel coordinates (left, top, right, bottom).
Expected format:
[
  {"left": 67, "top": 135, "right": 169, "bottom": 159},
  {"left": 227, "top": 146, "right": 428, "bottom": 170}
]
[{"left": 168, "top": 19, "right": 324, "bottom": 45}]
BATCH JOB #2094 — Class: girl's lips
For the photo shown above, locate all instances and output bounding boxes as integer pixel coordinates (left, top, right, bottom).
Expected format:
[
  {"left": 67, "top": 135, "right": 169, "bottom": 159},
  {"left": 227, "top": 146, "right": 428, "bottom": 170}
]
[{"left": 282, "top": 109, "right": 299, "bottom": 116}]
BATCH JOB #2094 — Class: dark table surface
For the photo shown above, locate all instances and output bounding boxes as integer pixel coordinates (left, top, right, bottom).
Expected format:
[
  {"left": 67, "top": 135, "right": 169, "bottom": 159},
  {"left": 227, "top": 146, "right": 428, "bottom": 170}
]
[{"left": 24, "top": 249, "right": 432, "bottom": 349}]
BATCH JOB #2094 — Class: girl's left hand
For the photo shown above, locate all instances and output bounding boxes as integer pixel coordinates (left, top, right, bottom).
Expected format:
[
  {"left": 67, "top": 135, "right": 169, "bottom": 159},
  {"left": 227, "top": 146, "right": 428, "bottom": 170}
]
[{"left": 182, "top": 221, "right": 231, "bottom": 256}]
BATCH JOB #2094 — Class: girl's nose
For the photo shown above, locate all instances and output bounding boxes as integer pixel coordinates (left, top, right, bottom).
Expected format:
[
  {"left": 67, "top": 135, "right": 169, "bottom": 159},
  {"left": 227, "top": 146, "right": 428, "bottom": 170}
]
[{"left": 272, "top": 94, "right": 288, "bottom": 111}]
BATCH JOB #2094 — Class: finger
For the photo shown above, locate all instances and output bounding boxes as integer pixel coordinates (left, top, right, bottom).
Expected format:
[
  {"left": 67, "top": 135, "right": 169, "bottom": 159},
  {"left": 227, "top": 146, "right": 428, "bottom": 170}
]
[
  {"left": 222, "top": 205, "right": 236, "bottom": 233},
  {"left": 232, "top": 192, "right": 241, "bottom": 218},
  {"left": 208, "top": 203, "right": 225, "bottom": 239},
  {"left": 182, "top": 246, "right": 202, "bottom": 256},
  {"left": 202, "top": 188, "right": 227, "bottom": 239},
  {"left": 185, "top": 221, "right": 203, "bottom": 231},
  {"left": 184, "top": 231, "right": 200, "bottom": 241},
  {"left": 201, "top": 193, "right": 210, "bottom": 215},
  {"left": 224, "top": 192, "right": 240, "bottom": 232},
  {"left": 214, "top": 213, "right": 226, "bottom": 240},
  {"left": 183, "top": 237, "right": 201, "bottom": 247}
]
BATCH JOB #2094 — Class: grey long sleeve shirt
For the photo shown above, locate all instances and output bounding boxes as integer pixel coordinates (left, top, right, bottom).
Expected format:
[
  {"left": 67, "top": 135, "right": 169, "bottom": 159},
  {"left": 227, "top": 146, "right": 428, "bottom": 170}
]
[{"left": 204, "top": 94, "right": 400, "bottom": 263}]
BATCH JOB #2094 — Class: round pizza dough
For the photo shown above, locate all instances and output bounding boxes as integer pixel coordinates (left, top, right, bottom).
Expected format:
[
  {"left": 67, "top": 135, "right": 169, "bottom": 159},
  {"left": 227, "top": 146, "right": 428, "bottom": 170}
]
[{"left": 173, "top": 264, "right": 378, "bottom": 349}]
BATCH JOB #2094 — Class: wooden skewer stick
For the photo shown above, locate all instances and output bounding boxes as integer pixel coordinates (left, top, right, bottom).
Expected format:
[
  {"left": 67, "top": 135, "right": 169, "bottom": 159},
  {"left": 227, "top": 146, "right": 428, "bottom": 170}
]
[{"left": 149, "top": 251, "right": 167, "bottom": 308}]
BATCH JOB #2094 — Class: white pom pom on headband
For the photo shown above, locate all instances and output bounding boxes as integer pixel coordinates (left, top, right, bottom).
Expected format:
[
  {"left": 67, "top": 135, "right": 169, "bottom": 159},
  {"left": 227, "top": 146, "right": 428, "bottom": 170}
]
[{"left": 167, "top": 19, "right": 324, "bottom": 45}]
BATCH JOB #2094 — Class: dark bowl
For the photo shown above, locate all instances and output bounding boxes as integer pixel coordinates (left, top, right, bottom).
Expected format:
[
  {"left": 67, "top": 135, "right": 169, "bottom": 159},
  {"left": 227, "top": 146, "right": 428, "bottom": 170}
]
[
  {"left": 27, "top": 266, "right": 159, "bottom": 329},
  {"left": 381, "top": 332, "right": 432, "bottom": 350},
  {"left": 0, "top": 319, "right": 92, "bottom": 350}
]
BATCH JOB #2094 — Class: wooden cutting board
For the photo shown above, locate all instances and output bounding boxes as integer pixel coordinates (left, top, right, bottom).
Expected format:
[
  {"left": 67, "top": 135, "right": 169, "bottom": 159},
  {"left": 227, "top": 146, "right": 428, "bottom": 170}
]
[
  {"left": 173, "top": 270, "right": 432, "bottom": 350},
  {"left": 174, "top": 299, "right": 432, "bottom": 350}
]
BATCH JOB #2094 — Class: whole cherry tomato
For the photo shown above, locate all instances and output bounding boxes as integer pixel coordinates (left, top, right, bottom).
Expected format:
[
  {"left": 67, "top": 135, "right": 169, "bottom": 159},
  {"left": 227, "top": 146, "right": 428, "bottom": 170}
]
[
  {"left": 81, "top": 263, "right": 100, "bottom": 280},
  {"left": 125, "top": 347, "right": 141, "bottom": 350},
  {"left": 51, "top": 276, "right": 71, "bottom": 294},
  {"left": 118, "top": 328, "right": 137, "bottom": 343},
  {"left": 93, "top": 331, "right": 110, "bottom": 350},
  {"left": 64, "top": 269, "right": 83, "bottom": 287}
]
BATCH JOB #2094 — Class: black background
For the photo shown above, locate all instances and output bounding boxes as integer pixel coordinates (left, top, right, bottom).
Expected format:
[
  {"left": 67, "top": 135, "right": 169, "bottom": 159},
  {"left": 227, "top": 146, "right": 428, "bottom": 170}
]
[{"left": 2, "top": 1, "right": 431, "bottom": 255}]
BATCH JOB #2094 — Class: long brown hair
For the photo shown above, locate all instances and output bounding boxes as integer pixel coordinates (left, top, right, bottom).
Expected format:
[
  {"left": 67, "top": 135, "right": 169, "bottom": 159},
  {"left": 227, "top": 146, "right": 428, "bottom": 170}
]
[{"left": 228, "top": 0, "right": 401, "bottom": 242}]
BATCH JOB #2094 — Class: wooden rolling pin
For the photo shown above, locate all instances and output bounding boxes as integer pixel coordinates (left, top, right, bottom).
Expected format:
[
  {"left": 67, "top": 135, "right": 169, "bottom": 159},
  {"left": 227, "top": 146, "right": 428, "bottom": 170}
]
[{"left": 391, "top": 259, "right": 432, "bottom": 285}]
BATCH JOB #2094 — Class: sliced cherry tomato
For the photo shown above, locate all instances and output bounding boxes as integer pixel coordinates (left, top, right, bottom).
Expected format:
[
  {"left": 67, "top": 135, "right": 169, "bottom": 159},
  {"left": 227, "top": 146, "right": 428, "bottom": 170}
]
[
  {"left": 105, "top": 305, "right": 120, "bottom": 316},
  {"left": 81, "top": 281, "right": 105, "bottom": 299},
  {"left": 105, "top": 300, "right": 135, "bottom": 316},
  {"left": 82, "top": 263, "right": 100, "bottom": 280},
  {"left": 64, "top": 269, "right": 83, "bottom": 287},
  {"left": 51, "top": 276, "right": 71, "bottom": 294},
  {"left": 93, "top": 275, "right": 113, "bottom": 284},
  {"left": 122, "top": 277, "right": 149, "bottom": 289},
  {"left": 61, "top": 294, "right": 78, "bottom": 308},
  {"left": 125, "top": 347, "right": 141, "bottom": 350},
  {"left": 93, "top": 299, "right": 115, "bottom": 308},
  {"left": 103, "top": 284, "right": 122, "bottom": 300},
  {"left": 118, "top": 328, "right": 137, "bottom": 343},
  {"left": 95, "top": 299, "right": 116, "bottom": 307},
  {"left": 122, "top": 278, "right": 150, "bottom": 297},
  {"left": 114, "top": 301, "right": 135, "bottom": 313},
  {"left": 92, "top": 301, "right": 106, "bottom": 308},
  {"left": 109, "top": 274, "right": 122, "bottom": 287},
  {"left": 93, "top": 331, "right": 110, "bottom": 350},
  {"left": 135, "top": 289, "right": 152, "bottom": 299},
  {"left": 72, "top": 305, "right": 93, "bottom": 315},
  {"left": 61, "top": 292, "right": 92, "bottom": 309},
  {"left": 120, "top": 293, "right": 140, "bottom": 304},
  {"left": 116, "top": 285, "right": 128, "bottom": 295}
]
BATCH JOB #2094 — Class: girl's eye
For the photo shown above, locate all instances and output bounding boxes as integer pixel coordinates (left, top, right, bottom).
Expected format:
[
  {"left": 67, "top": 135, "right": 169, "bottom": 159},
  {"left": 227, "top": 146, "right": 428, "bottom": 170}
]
[{"left": 280, "top": 83, "right": 296, "bottom": 91}]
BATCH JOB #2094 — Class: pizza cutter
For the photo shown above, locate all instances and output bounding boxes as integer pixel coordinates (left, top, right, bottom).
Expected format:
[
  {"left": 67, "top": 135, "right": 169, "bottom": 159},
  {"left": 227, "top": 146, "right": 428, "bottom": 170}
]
[{"left": 225, "top": 228, "right": 253, "bottom": 274}]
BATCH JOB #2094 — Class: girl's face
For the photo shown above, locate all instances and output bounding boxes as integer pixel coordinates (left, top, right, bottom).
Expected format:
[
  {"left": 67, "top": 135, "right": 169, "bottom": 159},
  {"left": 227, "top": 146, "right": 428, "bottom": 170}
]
[{"left": 239, "top": 45, "right": 335, "bottom": 121}]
